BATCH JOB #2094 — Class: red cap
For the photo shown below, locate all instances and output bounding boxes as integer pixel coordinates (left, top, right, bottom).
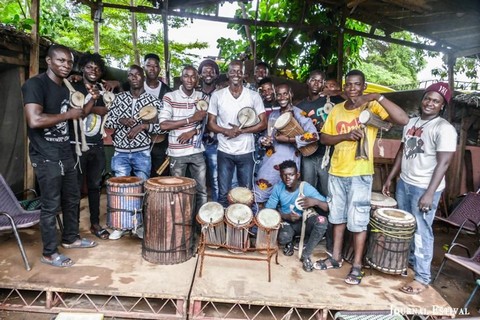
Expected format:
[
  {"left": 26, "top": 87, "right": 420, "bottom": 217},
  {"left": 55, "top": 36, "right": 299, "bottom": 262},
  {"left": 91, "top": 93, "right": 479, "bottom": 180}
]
[{"left": 424, "top": 82, "right": 452, "bottom": 103}]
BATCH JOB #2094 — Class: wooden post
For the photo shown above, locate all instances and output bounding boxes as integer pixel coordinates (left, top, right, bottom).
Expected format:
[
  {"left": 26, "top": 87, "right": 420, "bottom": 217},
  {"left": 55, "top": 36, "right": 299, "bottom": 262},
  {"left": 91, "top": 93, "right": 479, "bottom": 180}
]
[
  {"left": 130, "top": 0, "right": 140, "bottom": 65},
  {"left": 336, "top": 9, "right": 346, "bottom": 85},
  {"left": 445, "top": 54, "right": 458, "bottom": 203},
  {"left": 446, "top": 54, "right": 456, "bottom": 122},
  {"left": 162, "top": 1, "right": 170, "bottom": 86},
  {"left": 94, "top": 20, "right": 100, "bottom": 53},
  {"left": 25, "top": 0, "right": 40, "bottom": 190}
]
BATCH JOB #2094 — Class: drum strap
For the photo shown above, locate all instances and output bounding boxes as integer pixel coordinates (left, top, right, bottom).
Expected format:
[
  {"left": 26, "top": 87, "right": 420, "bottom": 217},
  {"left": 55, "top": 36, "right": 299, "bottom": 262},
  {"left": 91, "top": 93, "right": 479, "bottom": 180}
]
[{"left": 297, "top": 182, "right": 318, "bottom": 259}]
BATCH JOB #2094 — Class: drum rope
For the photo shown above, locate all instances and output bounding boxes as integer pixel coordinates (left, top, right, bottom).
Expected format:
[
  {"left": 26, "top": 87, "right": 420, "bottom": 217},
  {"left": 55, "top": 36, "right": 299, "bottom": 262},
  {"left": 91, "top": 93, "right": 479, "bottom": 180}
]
[{"left": 369, "top": 219, "right": 416, "bottom": 239}]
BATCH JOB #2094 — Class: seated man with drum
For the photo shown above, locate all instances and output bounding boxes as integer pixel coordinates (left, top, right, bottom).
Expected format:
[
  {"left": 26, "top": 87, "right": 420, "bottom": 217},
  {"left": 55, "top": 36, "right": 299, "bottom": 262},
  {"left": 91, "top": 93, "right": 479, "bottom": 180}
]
[
  {"left": 265, "top": 160, "right": 328, "bottom": 272},
  {"left": 104, "top": 65, "right": 163, "bottom": 240},
  {"left": 382, "top": 82, "right": 456, "bottom": 294},
  {"left": 208, "top": 60, "right": 267, "bottom": 207},
  {"left": 319, "top": 69, "right": 408, "bottom": 285},
  {"left": 159, "top": 65, "right": 208, "bottom": 212},
  {"left": 254, "top": 83, "right": 318, "bottom": 205}
]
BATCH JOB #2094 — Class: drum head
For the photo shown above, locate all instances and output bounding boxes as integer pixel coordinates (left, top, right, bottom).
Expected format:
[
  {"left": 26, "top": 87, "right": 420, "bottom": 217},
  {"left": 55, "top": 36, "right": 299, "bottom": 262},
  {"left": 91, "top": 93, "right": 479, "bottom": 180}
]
[
  {"left": 256, "top": 209, "right": 281, "bottom": 228},
  {"left": 237, "top": 107, "right": 259, "bottom": 128},
  {"left": 107, "top": 176, "right": 143, "bottom": 185},
  {"left": 71, "top": 91, "right": 85, "bottom": 108},
  {"left": 198, "top": 202, "right": 224, "bottom": 224},
  {"left": 138, "top": 105, "right": 158, "bottom": 120},
  {"left": 229, "top": 187, "right": 252, "bottom": 203},
  {"left": 375, "top": 208, "right": 415, "bottom": 224},
  {"left": 226, "top": 204, "right": 253, "bottom": 226},
  {"left": 103, "top": 91, "right": 115, "bottom": 104},
  {"left": 145, "top": 176, "right": 196, "bottom": 191},
  {"left": 323, "top": 101, "right": 334, "bottom": 114},
  {"left": 196, "top": 99, "right": 209, "bottom": 111},
  {"left": 371, "top": 192, "right": 397, "bottom": 208},
  {"left": 273, "top": 112, "right": 292, "bottom": 129}
]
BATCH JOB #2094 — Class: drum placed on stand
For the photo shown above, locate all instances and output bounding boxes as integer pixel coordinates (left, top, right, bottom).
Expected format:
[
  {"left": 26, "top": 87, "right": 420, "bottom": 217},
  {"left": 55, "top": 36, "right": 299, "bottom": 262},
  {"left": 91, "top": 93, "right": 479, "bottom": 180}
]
[
  {"left": 255, "top": 208, "right": 281, "bottom": 253},
  {"left": 142, "top": 176, "right": 197, "bottom": 265},
  {"left": 342, "top": 192, "right": 398, "bottom": 264},
  {"left": 366, "top": 208, "right": 416, "bottom": 275},
  {"left": 196, "top": 202, "right": 226, "bottom": 248},
  {"left": 225, "top": 204, "right": 253, "bottom": 253},
  {"left": 227, "top": 187, "right": 254, "bottom": 206},
  {"left": 106, "top": 176, "right": 144, "bottom": 231}
]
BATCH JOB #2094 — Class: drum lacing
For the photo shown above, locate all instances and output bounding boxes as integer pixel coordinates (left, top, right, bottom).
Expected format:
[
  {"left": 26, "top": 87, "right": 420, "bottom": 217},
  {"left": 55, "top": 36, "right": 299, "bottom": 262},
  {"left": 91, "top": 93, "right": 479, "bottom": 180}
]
[
  {"left": 106, "top": 192, "right": 144, "bottom": 214},
  {"left": 369, "top": 219, "right": 416, "bottom": 239}
]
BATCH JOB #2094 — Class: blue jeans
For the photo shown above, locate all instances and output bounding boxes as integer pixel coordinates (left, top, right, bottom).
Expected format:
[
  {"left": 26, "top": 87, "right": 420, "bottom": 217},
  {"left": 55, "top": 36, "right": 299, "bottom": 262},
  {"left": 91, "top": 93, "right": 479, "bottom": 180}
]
[
  {"left": 301, "top": 152, "right": 329, "bottom": 198},
  {"left": 31, "top": 155, "right": 80, "bottom": 256},
  {"left": 111, "top": 150, "right": 151, "bottom": 181},
  {"left": 217, "top": 150, "right": 254, "bottom": 207},
  {"left": 169, "top": 152, "right": 208, "bottom": 211},
  {"left": 396, "top": 178, "right": 442, "bottom": 285},
  {"left": 205, "top": 144, "right": 238, "bottom": 202}
]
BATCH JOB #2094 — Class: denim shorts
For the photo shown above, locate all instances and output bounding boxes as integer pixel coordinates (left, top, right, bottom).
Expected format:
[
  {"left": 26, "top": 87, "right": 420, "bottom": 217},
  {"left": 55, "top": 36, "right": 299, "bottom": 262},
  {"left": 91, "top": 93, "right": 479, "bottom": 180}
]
[{"left": 328, "top": 175, "right": 372, "bottom": 232}]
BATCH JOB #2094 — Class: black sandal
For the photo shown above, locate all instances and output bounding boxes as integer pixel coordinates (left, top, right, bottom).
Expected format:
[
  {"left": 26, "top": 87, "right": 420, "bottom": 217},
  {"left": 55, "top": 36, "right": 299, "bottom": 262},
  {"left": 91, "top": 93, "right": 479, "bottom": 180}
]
[
  {"left": 345, "top": 266, "right": 364, "bottom": 285},
  {"left": 314, "top": 256, "right": 343, "bottom": 270},
  {"left": 90, "top": 226, "right": 110, "bottom": 240}
]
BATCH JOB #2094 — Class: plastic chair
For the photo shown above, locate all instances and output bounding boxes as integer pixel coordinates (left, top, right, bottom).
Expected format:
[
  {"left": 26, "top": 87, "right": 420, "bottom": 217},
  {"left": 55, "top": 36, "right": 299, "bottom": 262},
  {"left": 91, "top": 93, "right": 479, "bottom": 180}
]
[
  {"left": 435, "top": 191, "right": 480, "bottom": 245},
  {"left": 464, "top": 278, "right": 480, "bottom": 309},
  {"left": 0, "top": 175, "right": 41, "bottom": 271},
  {"left": 433, "top": 243, "right": 480, "bottom": 285}
]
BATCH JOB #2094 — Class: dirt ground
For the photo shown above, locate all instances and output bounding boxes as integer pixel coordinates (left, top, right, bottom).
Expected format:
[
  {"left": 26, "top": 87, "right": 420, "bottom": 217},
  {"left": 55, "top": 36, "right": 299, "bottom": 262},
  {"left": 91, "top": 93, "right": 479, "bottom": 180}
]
[{"left": 1, "top": 222, "right": 479, "bottom": 320}]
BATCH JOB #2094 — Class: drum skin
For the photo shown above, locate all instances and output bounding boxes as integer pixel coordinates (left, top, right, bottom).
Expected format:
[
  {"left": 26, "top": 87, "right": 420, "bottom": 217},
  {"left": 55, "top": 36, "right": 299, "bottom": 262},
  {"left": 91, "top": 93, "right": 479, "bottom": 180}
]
[
  {"left": 255, "top": 208, "right": 281, "bottom": 252},
  {"left": 196, "top": 202, "right": 226, "bottom": 248},
  {"left": 225, "top": 204, "right": 253, "bottom": 253},
  {"left": 227, "top": 187, "right": 254, "bottom": 206},
  {"left": 106, "top": 176, "right": 144, "bottom": 230},
  {"left": 142, "top": 176, "right": 197, "bottom": 265}
]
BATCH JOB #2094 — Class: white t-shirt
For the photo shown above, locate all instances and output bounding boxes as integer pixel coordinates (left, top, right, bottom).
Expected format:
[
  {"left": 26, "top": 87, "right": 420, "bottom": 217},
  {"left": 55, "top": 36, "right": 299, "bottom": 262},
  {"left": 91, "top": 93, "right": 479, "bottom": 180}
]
[
  {"left": 400, "top": 116, "right": 457, "bottom": 191},
  {"left": 144, "top": 81, "right": 161, "bottom": 98},
  {"left": 209, "top": 87, "right": 265, "bottom": 155}
]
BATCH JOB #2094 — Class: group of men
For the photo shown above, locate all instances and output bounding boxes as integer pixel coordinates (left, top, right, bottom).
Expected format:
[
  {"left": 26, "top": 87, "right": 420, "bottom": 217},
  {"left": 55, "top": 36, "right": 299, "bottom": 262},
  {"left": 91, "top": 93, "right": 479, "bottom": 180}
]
[{"left": 23, "top": 44, "right": 457, "bottom": 296}]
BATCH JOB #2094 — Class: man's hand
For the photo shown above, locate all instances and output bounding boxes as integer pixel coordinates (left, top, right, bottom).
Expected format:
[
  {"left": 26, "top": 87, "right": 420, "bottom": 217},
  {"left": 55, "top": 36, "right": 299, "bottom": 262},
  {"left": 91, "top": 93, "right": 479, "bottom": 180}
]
[
  {"left": 346, "top": 128, "right": 364, "bottom": 141},
  {"left": 297, "top": 197, "right": 316, "bottom": 209},
  {"left": 260, "top": 136, "right": 272, "bottom": 147},
  {"left": 67, "top": 74, "right": 82, "bottom": 83},
  {"left": 66, "top": 107, "right": 84, "bottom": 120},
  {"left": 191, "top": 110, "right": 207, "bottom": 123},
  {"left": 289, "top": 212, "right": 301, "bottom": 222},
  {"left": 127, "top": 124, "right": 146, "bottom": 140},
  {"left": 119, "top": 118, "right": 137, "bottom": 128},
  {"left": 225, "top": 124, "right": 242, "bottom": 139},
  {"left": 178, "top": 130, "right": 196, "bottom": 144},
  {"left": 275, "top": 133, "right": 290, "bottom": 144},
  {"left": 102, "top": 80, "right": 122, "bottom": 92},
  {"left": 85, "top": 83, "right": 101, "bottom": 101}
]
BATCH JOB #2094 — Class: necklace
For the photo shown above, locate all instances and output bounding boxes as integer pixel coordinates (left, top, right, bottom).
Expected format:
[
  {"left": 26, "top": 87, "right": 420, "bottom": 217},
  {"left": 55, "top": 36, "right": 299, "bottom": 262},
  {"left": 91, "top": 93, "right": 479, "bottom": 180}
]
[{"left": 411, "top": 115, "right": 439, "bottom": 135}]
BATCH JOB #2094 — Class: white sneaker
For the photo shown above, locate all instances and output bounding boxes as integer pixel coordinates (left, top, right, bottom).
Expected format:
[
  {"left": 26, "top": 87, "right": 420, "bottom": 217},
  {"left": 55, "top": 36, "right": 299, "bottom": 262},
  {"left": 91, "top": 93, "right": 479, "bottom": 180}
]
[
  {"left": 135, "top": 226, "right": 144, "bottom": 239},
  {"left": 109, "top": 229, "right": 128, "bottom": 240}
]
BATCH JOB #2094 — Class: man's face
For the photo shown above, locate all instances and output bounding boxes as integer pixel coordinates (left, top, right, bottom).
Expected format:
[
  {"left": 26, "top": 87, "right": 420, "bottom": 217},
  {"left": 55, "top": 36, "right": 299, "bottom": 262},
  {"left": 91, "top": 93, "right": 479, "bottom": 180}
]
[
  {"left": 275, "top": 85, "right": 291, "bottom": 108},
  {"left": 307, "top": 73, "right": 324, "bottom": 95},
  {"left": 344, "top": 75, "right": 366, "bottom": 99},
  {"left": 421, "top": 91, "right": 444, "bottom": 117},
  {"left": 325, "top": 80, "right": 340, "bottom": 91},
  {"left": 82, "top": 61, "right": 102, "bottom": 83},
  {"left": 227, "top": 64, "right": 243, "bottom": 86},
  {"left": 46, "top": 49, "right": 74, "bottom": 79},
  {"left": 200, "top": 65, "right": 217, "bottom": 85},
  {"left": 181, "top": 68, "right": 198, "bottom": 91},
  {"left": 127, "top": 67, "right": 145, "bottom": 90},
  {"left": 280, "top": 167, "right": 299, "bottom": 188},
  {"left": 254, "top": 66, "right": 268, "bottom": 84},
  {"left": 144, "top": 58, "right": 160, "bottom": 81},
  {"left": 260, "top": 82, "right": 274, "bottom": 102}
]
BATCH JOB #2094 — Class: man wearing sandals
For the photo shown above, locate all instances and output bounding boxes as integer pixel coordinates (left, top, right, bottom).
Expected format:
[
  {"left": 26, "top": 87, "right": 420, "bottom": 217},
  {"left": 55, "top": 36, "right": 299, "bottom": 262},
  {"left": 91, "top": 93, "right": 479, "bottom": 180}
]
[
  {"left": 319, "top": 70, "right": 408, "bottom": 284},
  {"left": 382, "top": 82, "right": 456, "bottom": 294},
  {"left": 69, "top": 52, "right": 111, "bottom": 240},
  {"left": 265, "top": 160, "right": 328, "bottom": 272},
  {"left": 22, "top": 45, "right": 97, "bottom": 268}
]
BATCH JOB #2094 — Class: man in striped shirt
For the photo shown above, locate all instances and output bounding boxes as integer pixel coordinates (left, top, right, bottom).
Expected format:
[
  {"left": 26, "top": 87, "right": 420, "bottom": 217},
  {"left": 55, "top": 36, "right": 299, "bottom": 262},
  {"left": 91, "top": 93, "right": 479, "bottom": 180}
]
[{"left": 159, "top": 66, "right": 208, "bottom": 211}]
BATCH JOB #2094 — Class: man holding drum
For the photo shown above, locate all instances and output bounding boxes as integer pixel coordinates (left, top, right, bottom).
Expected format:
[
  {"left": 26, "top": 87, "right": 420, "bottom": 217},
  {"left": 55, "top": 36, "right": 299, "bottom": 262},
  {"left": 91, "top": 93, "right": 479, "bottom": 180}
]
[
  {"left": 208, "top": 60, "right": 267, "bottom": 207},
  {"left": 382, "top": 82, "right": 456, "bottom": 294},
  {"left": 159, "top": 65, "right": 208, "bottom": 211},
  {"left": 22, "top": 45, "right": 97, "bottom": 267},
  {"left": 104, "top": 65, "right": 163, "bottom": 239},
  {"left": 319, "top": 70, "right": 408, "bottom": 285},
  {"left": 265, "top": 160, "right": 328, "bottom": 272}
]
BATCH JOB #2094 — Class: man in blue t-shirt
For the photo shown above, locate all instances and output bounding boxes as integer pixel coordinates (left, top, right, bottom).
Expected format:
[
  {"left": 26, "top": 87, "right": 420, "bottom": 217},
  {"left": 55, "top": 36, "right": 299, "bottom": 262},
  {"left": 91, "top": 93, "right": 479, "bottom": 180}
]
[{"left": 265, "top": 160, "right": 328, "bottom": 272}]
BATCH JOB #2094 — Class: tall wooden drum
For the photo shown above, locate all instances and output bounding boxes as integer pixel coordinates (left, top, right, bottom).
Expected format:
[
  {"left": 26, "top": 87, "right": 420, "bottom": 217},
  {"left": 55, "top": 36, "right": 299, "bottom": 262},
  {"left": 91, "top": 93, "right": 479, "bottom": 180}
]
[
  {"left": 142, "top": 177, "right": 197, "bottom": 264},
  {"left": 106, "top": 176, "right": 144, "bottom": 231}
]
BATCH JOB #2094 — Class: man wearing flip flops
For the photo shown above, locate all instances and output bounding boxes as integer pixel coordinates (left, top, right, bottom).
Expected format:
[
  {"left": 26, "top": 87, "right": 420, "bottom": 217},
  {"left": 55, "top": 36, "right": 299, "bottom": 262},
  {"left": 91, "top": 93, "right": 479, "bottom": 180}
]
[
  {"left": 382, "top": 82, "right": 456, "bottom": 294},
  {"left": 319, "top": 70, "right": 408, "bottom": 284},
  {"left": 22, "top": 45, "right": 98, "bottom": 268}
]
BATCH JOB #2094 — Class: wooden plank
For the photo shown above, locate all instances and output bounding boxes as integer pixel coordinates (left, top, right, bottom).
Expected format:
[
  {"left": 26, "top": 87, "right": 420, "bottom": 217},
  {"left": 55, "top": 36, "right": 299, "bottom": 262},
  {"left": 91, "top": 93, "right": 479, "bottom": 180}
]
[{"left": 0, "top": 55, "right": 26, "bottom": 66}]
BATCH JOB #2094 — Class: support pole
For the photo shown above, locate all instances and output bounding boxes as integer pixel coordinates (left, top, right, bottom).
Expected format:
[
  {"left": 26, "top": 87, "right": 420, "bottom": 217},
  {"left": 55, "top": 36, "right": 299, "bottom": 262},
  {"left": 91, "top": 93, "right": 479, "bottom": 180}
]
[
  {"left": 162, "top": 0, "right": 170, "bottom": 86},
  {"left": 336, "top": 10, "right": 346, "bottom": 84},
  {"left": 130, "top": 0, "right": 140, "bottom": 65}
]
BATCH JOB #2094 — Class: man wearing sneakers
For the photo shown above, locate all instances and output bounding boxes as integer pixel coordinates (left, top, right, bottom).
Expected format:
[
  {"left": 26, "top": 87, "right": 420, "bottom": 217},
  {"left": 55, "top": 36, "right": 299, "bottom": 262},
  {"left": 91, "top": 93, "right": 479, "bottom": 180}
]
[{"left": 265, "top": 160, "right": 328, "bottom": 272}]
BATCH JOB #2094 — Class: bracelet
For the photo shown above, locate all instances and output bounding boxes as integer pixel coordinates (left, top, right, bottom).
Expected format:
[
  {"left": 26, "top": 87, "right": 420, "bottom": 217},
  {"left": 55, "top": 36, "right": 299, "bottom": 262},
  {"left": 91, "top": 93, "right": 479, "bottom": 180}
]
[
  {"left": 378, "top": 95, "right": 385, "bottom": 102},
  {"left": 186, "top": 118, "right": 190, "bottom": 125}
]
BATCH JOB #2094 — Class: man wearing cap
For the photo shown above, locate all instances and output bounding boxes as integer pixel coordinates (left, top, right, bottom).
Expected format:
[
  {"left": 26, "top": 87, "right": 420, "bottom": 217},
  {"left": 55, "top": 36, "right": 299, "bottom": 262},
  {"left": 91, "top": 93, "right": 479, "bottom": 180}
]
[
  {"left": 382, "top": 82, "right": 457, "bottom": 294},
  {"left": 143, "top": 53, "right": 172, "bottom": 177}
]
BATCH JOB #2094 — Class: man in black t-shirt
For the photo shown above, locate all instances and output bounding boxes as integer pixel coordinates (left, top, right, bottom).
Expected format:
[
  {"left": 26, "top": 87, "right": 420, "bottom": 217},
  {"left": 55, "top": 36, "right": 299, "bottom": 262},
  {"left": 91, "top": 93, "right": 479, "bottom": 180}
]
[{"left": 22, "top": 44, "right": 97, "bottom": 268}]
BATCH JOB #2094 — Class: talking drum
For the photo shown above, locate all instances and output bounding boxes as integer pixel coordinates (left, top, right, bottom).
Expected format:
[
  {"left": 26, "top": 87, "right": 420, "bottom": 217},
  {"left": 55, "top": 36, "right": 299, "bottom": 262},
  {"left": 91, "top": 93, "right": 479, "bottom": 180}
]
[
  {"left": 227, "top": 187, "right": 254, "bottom": 206},
  {"left": 370, "top": 192, "right": 397, "bottom": 211},
  {"left": 366, "top": 208, "right": 416, "bottom": 275},
  {"left": 255, "top": 208, "right": 281, "bottom": 253},
  {"left": 273, "top": 112, "right": 318, "bottom": 156},
  {"left": 196, "top": 202, "right": 226, "bottom": 248},
  {"left": 106, "top": 176, "right": 144, "bottom": 231},
  {"left": 358, "top": 109, "right": 393, "bottom": 131},
  {"left": 225, "top": 204, "right": 253, "bottom": 253},
  {"left": 142, "top": 177, "right": 197, "bottom": 264}
]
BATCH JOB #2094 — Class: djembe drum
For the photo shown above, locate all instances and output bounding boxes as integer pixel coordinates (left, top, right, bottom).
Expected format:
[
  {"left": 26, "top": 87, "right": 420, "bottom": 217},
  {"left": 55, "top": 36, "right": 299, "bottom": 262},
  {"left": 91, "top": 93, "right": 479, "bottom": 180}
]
[
  {"left": 255, "top": 208, "right": 281, "bottom": 253},
  {"left": 227, "top": 187, "right": 254, "bottom": 206},
  {"left": 196, "top": 202, "right": 226, "bottom": 248},
  {"left": 142, "top": 177, "right": 196, "bottom": 264},
  {"left": 225, "top": 204, "right": 253, "bottom": 253},
  {"left": 342, "top": 192, "right": 398, "bottom": 264},
  {"left": 106, "top": 176, "right": 144, "bottom": 232},
  {"left": 366, "top": 208, "right": 416, "bottom": 274},
  {"left": 274, "top": 112, "right": 318, "bottom": 156}
]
